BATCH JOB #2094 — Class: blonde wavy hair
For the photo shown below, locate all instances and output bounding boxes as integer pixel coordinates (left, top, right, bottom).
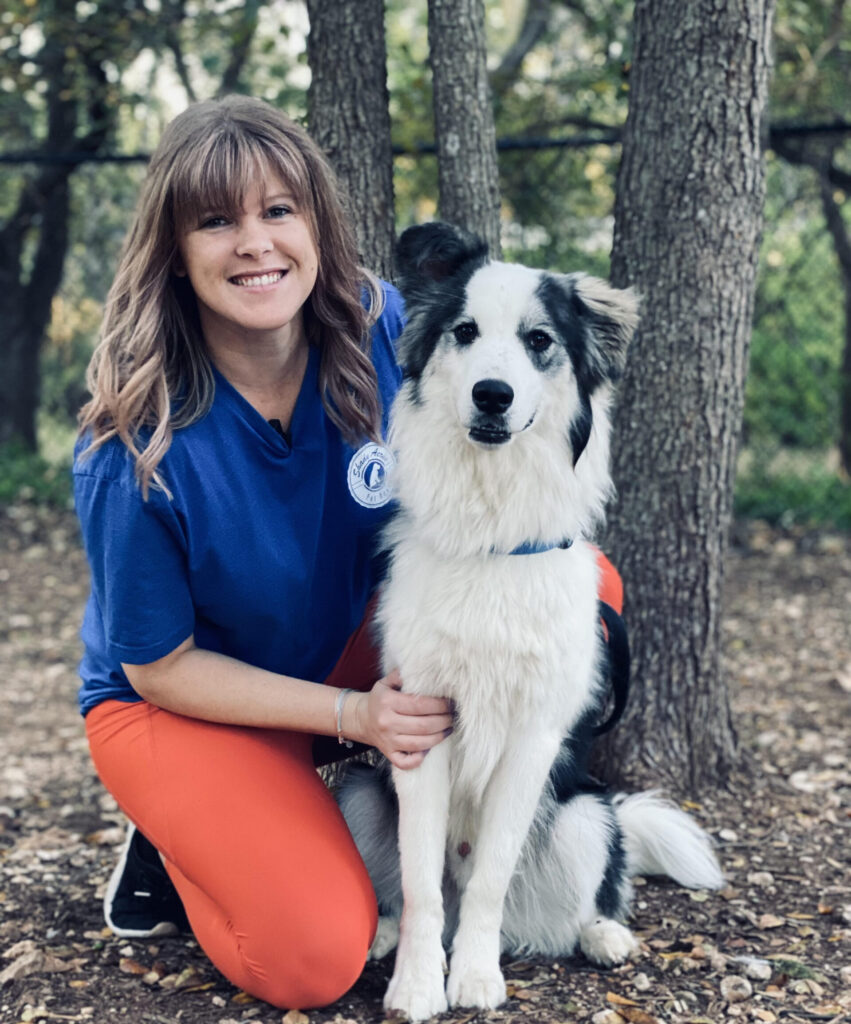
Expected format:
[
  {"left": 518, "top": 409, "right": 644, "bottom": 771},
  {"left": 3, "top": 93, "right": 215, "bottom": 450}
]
[{"left": 79, "top": 95, "right": 385, "bottom": 497}]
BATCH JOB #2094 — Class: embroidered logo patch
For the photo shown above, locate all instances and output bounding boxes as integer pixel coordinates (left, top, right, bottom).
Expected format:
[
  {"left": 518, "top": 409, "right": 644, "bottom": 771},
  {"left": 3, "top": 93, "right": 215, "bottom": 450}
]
[{"left": 347, "top": 442, "right": 395, "bottom": 508}]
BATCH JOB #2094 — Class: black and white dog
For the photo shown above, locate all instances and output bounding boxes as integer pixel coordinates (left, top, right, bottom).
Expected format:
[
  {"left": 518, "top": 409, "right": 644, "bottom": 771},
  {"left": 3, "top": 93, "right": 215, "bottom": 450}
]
[{"left": 338, "top": 223, "right": 722, "bottom": 1021}]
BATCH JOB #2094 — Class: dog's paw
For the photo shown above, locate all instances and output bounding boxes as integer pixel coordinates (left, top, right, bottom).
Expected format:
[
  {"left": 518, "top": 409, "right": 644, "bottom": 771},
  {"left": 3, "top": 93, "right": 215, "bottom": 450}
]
[
  {"left": 446, "top": 955, "right": 506, "bottom": 1010},
  {"left": 579, "top": 917, "right": 640, "bottom": 967},
  {"left": 368, "top": 916, "right": 400, "bottom": 961},
  {"left": 384, "top": 954, "right": 448, "bottom": 1021}
]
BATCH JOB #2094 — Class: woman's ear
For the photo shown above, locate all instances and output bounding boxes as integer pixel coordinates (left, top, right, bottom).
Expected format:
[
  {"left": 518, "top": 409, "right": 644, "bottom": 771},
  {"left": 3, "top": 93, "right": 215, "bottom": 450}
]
[{"left": 173, "top": 256, "right": 187, "bottom": 278}]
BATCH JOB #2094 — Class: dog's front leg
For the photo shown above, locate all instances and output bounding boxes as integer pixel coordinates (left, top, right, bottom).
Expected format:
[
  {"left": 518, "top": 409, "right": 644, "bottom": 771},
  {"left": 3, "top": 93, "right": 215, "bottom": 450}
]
[
  {"left": 447, "top": 730, "right": 561, "bottom": 1011},
  {"left": 384, "top": 738, "right": 451, "bottom": 1021}
]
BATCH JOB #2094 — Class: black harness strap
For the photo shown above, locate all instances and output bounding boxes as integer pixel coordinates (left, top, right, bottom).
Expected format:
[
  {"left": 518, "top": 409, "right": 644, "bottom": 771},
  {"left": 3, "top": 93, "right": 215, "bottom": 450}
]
[{"left": 593, "top": 601, "right": 630, "bottom": 736}]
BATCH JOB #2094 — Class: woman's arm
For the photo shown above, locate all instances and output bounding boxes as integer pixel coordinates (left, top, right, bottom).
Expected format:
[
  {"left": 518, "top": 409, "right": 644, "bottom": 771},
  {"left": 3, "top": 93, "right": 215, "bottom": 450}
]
[{"left": 122, "top": 637, "right": 452, "bottom": 769}]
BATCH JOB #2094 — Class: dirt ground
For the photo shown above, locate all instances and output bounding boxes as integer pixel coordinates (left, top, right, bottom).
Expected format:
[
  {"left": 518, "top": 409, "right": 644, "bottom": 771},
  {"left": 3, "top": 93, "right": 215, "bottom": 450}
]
[{"left": 1, "top": 502, "right": 849, "bottom": 1024}]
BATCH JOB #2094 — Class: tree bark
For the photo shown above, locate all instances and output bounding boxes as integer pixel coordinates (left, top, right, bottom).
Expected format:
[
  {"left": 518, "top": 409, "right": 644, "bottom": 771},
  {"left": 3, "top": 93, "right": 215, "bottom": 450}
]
[
  {"left": 305, "top": 0, "right": 396, "bottom": 280},
  {"left": 601, "top": 0, "right": 776, "bottom": 793},
  {"left": 427, "top": 0, "right": 502, "bottom": 256},
  {"left": 819, "top": 176, "right": 851, "bottom": 474},
  {"left": 0, "top": 2, "right": 80, "bottom": 448}
]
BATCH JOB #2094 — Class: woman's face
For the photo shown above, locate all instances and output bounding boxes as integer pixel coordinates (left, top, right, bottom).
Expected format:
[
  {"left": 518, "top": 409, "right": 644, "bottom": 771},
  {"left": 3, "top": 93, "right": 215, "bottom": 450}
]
[{"left": 176, "top": 169, "right": 319, "bottom": 350}]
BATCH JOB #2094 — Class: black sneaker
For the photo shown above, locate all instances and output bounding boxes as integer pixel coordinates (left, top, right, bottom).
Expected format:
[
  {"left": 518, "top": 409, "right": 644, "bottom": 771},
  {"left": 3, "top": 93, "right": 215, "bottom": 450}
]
[{"left": 103, "top": 824, "right": 190, "bottom": 938}]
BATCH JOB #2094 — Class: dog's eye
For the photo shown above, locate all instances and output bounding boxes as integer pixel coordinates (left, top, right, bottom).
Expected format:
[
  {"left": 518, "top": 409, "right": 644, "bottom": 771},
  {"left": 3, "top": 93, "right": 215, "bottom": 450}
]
[
  {"left": 528, "top": 330, "right": 553, "bottom": 352},
  {"left": 453, "top": 322, "right": 478, "bottom": 345}
]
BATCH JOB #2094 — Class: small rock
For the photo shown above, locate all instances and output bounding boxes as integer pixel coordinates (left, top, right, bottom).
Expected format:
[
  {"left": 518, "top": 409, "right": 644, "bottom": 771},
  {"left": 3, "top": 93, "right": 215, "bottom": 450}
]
[
  {"left": 710, "top": 951, "right": 729, "bottom": 972},
  {"left": 746, "top": 871, "right": 774, "bottom": 888},
  {"left": 736, "top": 957, "right": 772, "bottom": 981},
  {"left": 719, "top": 829, "right": 738, "bottom": 843},
  {"left": 633, "top": 972, "right": 651, "bottom": 991},
  {"left": 840, "top": 964, "right": 851, "bottom": 987},
  {"left": 721, "top": 975, "right": 753, "bottom": 1003},
  {"left": 281, "top": 1012, "right": 310, "bottom": 1024}
]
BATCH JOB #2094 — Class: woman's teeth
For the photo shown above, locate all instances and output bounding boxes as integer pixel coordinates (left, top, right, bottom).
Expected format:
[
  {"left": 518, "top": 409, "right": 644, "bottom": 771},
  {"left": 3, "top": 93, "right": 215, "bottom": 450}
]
[{"left": 232, "top": 271, "right": 284, "bottom": 287}]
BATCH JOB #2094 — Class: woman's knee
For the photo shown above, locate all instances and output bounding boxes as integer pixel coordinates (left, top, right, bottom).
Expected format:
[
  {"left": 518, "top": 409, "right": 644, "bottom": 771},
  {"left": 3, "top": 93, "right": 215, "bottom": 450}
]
[{"left": 230, "top": 915, "right": 375, "bottom": 1009}]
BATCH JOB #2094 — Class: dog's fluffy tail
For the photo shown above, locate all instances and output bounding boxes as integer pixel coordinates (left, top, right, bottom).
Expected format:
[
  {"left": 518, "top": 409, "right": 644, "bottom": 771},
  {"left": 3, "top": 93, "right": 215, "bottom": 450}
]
[{"left": 613, "top": 791, "right": 723, "bottom": 890}]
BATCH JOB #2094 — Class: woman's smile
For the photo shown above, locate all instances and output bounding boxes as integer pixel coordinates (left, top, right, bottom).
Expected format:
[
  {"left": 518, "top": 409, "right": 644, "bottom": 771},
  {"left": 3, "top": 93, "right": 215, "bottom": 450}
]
[{"left": 177, "top": 171, "right": 319, "bottom": 349}]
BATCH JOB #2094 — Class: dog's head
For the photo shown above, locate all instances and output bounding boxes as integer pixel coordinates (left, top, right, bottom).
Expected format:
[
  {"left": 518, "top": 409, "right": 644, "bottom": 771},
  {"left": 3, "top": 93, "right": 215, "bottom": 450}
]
[{"left": 394, "top": 221, "right": 638, "bottom": 466}]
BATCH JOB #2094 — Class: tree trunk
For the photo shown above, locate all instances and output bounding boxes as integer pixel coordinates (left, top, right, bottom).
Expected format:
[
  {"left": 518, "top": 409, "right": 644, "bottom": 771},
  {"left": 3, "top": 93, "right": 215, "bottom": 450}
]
[
  {"left": 0, "top": 5, "right": 78, "bottom": 449},
  {"left": 601, "top": 0, "right": 775, "bottom": 793},
  {"left": 819, "top": 176, "right": 851, "bottom": 475},
  {"left": 427, "top": 0, "right": 502, "bottom": 256},
  {"left": 305, "top": 0, "right": 396, "bottom": 280}
]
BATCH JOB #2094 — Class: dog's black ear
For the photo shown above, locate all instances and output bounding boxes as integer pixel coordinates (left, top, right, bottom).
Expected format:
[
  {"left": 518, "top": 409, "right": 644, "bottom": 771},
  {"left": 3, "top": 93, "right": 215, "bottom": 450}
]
[
  {"left": 395, "top": 222, "right": 489, "bottom": 294},
  {"left": 571, "top": 275, "right": 639, "bottom": 385}
]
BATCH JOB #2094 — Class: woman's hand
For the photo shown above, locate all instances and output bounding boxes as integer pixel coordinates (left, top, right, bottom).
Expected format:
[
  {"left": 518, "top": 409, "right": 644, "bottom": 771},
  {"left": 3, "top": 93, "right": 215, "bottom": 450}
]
[{"left": 347, "top": 670, "right": 454, "bottom": 770}]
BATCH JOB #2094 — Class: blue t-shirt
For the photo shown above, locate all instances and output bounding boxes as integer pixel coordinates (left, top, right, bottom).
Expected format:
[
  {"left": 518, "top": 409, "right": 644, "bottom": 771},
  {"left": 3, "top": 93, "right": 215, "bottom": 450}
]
[{"left": 74, "top": 283, "right": 404, "bottom": 716}]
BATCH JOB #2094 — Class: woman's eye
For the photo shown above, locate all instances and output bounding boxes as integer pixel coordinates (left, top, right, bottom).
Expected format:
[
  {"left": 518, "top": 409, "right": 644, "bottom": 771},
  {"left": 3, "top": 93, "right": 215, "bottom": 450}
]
[
  {"left": 267, "top": 205, "right": 292, "bottom": 219},
  {"left": 199, "top": 215, "right": 229, "bottom": 229},
  {"left": 453, "top": 321, "right": 478, "bottom": 344},
  {"left": 528, "top": 330, "right": 553, "bottom": 352}
]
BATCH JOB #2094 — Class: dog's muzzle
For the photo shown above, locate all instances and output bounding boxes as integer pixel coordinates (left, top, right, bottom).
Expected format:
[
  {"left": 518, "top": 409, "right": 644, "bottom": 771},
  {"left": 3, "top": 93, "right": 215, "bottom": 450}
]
[{"left": 469, "top": 378, "right": 513, "bottom": 445}]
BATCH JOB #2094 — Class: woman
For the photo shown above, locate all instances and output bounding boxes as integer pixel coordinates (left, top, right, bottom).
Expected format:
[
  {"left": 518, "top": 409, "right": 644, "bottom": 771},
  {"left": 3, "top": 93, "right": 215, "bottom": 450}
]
[{"left": 74, "top": 95, "right": 453, "bottom": 1010}]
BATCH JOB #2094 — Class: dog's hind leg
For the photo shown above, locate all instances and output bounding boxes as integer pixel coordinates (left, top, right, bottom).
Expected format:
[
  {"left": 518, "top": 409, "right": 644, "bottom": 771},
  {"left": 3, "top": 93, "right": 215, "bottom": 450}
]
[
  {"left": 549, "top": 794, "right": 639, "bottom": 966},
  {"left": 578, "top": 916, "right": 639, "bottom": 966},
  {"left": 368, "top": 916, "right": 400, "bottom": 961},
  {"left": 384, "top": 740, "right": 451, "bottom": 1021},
  {"left": 502, "top": 790, "right": 638, "bottom": 962}
]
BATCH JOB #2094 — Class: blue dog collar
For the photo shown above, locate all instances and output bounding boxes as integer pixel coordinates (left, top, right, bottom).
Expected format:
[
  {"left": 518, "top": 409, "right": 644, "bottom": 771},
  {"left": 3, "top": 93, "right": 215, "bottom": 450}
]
[{"left": 497, "top": 538, "right": 573, "bottom": 556}]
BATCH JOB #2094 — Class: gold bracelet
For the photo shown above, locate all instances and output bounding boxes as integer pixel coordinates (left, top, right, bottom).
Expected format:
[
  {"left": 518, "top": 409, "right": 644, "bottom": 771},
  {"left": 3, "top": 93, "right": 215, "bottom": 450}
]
[{"left": 335, "top": 688, "right": 354, "bottom": 747}]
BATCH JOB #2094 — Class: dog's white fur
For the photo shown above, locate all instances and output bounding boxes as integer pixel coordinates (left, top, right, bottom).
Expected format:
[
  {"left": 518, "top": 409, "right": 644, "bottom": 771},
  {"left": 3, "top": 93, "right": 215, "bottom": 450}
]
[{"left": 337, "top": 224, "right": 722, "bottom": 1020}]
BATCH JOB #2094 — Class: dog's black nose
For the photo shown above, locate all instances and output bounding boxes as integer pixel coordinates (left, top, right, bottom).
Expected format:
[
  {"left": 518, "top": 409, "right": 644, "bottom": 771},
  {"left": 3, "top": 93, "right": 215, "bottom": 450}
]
[{"left": 472, "top": 378, "right": 514, "bottom": 414}]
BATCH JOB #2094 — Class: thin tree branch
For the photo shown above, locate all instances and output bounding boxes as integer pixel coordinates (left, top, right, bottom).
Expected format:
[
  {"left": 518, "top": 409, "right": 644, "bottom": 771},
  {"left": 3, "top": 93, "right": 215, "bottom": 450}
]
[
  {"left": 216, "top": 0, "right": 262, "bottom": 97},
  {"left": 490, "top": 0, "right": 553, "bottom": 97},
  {"left": 820, "top": 176, "right": 851, "bottom": 277}
]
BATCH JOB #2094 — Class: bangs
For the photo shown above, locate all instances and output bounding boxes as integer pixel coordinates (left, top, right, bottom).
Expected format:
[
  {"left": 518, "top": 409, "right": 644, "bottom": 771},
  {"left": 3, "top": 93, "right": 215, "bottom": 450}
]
[{"left": 170, "top": 126, "right": 313, "bottom": 235}]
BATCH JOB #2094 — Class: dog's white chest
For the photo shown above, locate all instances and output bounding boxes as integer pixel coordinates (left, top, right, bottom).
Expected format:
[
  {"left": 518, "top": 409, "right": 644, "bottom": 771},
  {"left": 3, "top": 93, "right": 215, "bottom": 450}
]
[{"left": 380, "top": 537, "right": 601, "bottom": 797}]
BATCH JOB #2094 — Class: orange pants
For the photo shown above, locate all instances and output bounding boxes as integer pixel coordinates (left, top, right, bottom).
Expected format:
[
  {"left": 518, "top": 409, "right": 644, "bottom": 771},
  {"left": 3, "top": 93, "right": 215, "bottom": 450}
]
[{"left": 85, "top": 551, "right": 622, "bottom": 1010}]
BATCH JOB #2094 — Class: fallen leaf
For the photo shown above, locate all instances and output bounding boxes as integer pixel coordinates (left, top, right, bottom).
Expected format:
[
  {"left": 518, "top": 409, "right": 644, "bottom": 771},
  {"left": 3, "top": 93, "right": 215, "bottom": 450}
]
[
  {"left": 606, "top": 992, "right": 639, "bottom": 1006},
  {"left": 766, "top": 957, "right": 816, "bottom": 978},
  {"left": 118, "top": 957, "right": 148, "bottom": 975},
  {"left": 84, "top": 826, "right": 126, "bottom": 846},
  {"left": 231, "top": 990, "right": 257, "bottom": 1004},
  {"left": 0, "top": 948, "right": 82, "bottom": 986},
  {"left": 618, "top": 1008, "right": 660, "bottom": 1024},
  {"left": 752, "top": 1011, "right": 776, "bottom": 1023},
  {"left": 514, "top": 989, "right": 537, "bottom": 1001},
  {"left": 172, "top": 965, "right": 202, "bottom": 989},
  {"left": 758, "top": 914, "right": 785, "bottom": 929}
]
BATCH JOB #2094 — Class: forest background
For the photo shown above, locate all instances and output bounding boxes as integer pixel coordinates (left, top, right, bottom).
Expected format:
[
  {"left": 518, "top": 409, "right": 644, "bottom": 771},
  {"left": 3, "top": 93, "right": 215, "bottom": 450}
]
[
  {"left": 1, "top": 4, "right": 850, "bottom": 1021},
  {"left": 1, "top": 0, "right": 850, "bottom": 533}
]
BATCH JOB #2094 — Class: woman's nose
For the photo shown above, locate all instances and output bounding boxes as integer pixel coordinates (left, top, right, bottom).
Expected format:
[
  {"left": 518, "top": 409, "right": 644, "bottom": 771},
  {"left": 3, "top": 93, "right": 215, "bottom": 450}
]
[{"left": 235, "top": 220, "right": 273, "bottom": 258}]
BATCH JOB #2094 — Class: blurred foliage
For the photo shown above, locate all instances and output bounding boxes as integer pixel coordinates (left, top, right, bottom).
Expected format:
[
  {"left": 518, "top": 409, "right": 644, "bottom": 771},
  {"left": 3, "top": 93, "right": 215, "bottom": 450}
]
[
  {"left": 735, "top": 451, "right": 851, "bottom": 530},
  {"left": 745, "top": 156, "right": 844, "bottom": 450},
  {"left": 0, "top": 440, "right": 72, "bottom": 507},
  {"left": 1, "top": 0, "right": 849, "bottom": 527}
]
